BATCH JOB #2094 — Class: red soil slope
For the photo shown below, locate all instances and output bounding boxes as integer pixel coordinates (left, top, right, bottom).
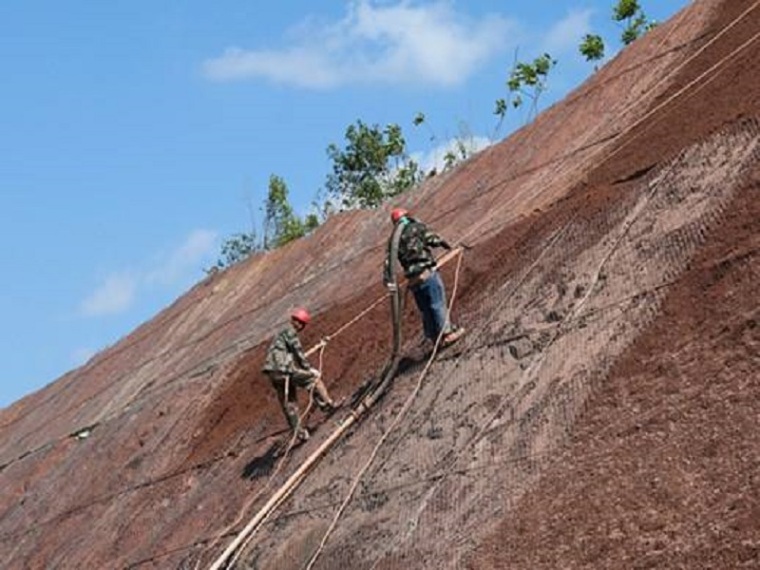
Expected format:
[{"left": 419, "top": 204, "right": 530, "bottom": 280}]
[{"left": 1, "top": 0, "right": 758, "bottom": 568}]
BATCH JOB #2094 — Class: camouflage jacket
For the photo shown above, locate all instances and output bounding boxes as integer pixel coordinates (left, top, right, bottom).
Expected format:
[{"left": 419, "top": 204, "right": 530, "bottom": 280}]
[
  {"left": 262, "top": 323, "right": 311, "bottom": 374},
  {"left": 384, "top": 218, "right": 448, "bottom": 282}
]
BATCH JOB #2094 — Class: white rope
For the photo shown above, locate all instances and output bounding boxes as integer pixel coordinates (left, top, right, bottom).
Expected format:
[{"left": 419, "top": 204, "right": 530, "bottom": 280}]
[{"left": 304, "top": 251, "right": 465, "bottom": 570}]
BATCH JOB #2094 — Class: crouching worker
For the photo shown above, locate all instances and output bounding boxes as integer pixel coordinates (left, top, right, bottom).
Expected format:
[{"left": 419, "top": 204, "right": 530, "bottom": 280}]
[{"left": 262, "top": 308, "right": 336, "bottom": 443}]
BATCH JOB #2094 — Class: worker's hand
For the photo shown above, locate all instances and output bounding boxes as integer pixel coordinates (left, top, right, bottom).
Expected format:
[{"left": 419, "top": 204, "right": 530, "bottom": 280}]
[
  {"left": 310, "top": 367, "right": 321, "bottom": 378},
  {"left": 440, "top": 240, "right": 453, "bottom": 251}
]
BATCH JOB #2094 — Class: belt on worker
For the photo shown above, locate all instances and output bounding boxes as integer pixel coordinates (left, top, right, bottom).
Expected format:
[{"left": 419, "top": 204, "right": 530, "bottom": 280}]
[{"left": 407, "top": 268, "right": 435, "bottom": 287}]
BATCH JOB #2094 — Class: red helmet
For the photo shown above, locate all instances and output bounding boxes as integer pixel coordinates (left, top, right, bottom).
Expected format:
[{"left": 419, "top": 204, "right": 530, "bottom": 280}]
[
  {"left": 291, "top": 308, "right": 311, "bottom": 325},
  {"left": 390, "top": 207, "right": 408, "bottom": 224}
]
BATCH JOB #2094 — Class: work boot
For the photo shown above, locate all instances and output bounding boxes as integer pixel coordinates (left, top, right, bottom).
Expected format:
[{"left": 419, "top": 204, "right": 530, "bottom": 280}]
[
  {"left": 441, "top": 325, "right": 465, "bottom": 348},
  {"left": 313, "top": 379, "right": 338, "bottom": 416},
  {"left": 296, "top": 427, "right": 310, "bottom": 443}
]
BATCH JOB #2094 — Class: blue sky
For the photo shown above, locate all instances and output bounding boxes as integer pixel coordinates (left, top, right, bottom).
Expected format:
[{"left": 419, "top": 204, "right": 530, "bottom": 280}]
[{"left": 0, "top": 0, "right": 689, "bottom": 408}]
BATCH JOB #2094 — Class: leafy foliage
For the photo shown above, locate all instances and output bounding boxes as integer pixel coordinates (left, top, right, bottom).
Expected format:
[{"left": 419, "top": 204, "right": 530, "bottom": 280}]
[
  {"left": 325, "top": 120, "right": 421, "bottom": 209},
  {"left": 210, "top": 175, "right": 319, "bottom": 272},
  {"left": 442, "top": 138, "right": 472, "bottom": 171},
  {"left": 612, "top": 0, "right": 657, "bottom": 45},
  {"left": 579, "top": 33, "right": 606, "bottom": 63},
  {"left": 263, "top": 174, "right": 308, "bottom": 249},
  {"left": 578, "top": 1, "right": 656, "bottom": 73},
  {"left": 211, "top": 0, "right": 664, "bottom": 275},
  {"left": 494, "top": 52, "right": 557, "bottom": 127},
  {"left": 613, "top": 0, "right": 640, "bottom": 21},
  {"left": 210, "top": 231, "right": 259, "bottom": 272},
  {"left": 411, "top": 113, "right": 476, "bottom": 174}
]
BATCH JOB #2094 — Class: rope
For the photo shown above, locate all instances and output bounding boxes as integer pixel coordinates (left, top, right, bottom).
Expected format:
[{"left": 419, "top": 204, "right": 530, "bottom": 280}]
[
  {"left": 304, "top": 250, "right": 465, "bottom": 570},
  {"left": 446, "top": 0, "right": 760, "bottom": 254},
  {"left": 199, "top": 342, "right": 329, "bottom": 570},
  {"left": 203, "top": 245, "right": 466, "bottom": 570},
  {"left": 86, "top": 8, "right": 760, "bottom": 568},
  {"left": 360, "top": 111, "right": 747, "bottom": 564},
  {"left": 601, "top": 3, "right": 760, "bottom": 166},
  {"left": 305, "top": 297, "right": 388, "bottom": 357}
]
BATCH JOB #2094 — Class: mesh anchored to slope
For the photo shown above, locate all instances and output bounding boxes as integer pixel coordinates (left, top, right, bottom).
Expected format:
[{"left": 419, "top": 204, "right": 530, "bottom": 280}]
[{"left": 241, "top": 118, "right": 760, "bottom": 570}]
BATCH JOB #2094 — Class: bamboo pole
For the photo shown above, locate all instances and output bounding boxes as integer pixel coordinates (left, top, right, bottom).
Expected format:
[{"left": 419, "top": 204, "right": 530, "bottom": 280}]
[
  {"left": 208, "top": 247, "right": 463, "bottom": 570},
  {"left": 207, "top": 412, "right": 363, "bottom": 570}
]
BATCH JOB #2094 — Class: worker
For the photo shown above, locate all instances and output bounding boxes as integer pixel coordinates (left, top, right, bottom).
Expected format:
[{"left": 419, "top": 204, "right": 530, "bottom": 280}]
[
  {"left": 262, "top": 308, "right": 336, "bottom": 443},
  {"left": 384, "top": 208, "right": 465, "bottom": 348}
]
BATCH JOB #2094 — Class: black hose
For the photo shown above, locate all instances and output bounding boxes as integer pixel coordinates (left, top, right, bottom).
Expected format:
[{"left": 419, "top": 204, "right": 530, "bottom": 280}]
[{"left": 361, "top": 223, "right": 405, "bottom": 408}]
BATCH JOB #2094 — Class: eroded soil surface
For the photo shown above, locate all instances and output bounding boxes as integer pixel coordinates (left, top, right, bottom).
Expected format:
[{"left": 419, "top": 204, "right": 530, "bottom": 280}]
[{"left": 1, "top": 1, "right": 758, "bottom": 569}]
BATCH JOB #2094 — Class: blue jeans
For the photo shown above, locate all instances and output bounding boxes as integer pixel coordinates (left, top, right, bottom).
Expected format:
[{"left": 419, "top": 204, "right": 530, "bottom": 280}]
[{"left": 411, "top": 270, "right": 450, "bottom": 341}]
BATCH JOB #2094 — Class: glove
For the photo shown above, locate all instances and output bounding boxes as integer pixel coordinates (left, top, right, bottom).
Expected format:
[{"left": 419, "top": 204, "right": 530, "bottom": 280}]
[
  {"left": 386, "top": 282, "right": 398, "bottom": 293},
  {"left": 310, "top": 367, "right": 322, "bottom": 378},
  {"left": 440, "top": 240, "right": 452, "bottom": 251}
]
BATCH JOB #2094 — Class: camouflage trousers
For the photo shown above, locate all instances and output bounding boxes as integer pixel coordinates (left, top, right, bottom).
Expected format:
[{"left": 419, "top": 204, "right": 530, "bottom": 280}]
[{"left": 266, "top": 368, "right": 333, "bottom": 433}]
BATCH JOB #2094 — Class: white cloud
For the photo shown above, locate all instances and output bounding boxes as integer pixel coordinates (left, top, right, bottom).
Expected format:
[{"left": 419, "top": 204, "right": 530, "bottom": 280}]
[
  {"left": 71, "top": 347, "right": 97, "bottom": 366},
  {"left": 413, "top": 135, "right": 492, "bottom": 174},
  {"left": 146, "top": 229, "right": 218, "bottom": 286},
  {"left": 540, "top": 9, "right": 594, "bottom": 56},
  {"left": 202, "top": 1, "right": 518, "bottom": 88},
  {"left": 80, "top": 272, "right": 138, "bottom": 317},
  {"left": 80, "top": 229, "right": 218, "bottom": 318},
  {"left": 203, "top": 47, "right": 340, "bottom": 88}
]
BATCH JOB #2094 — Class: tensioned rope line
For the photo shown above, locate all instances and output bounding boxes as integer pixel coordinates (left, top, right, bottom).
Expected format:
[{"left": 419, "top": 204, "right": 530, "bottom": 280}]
[
  {"left": 360, "top": 218, "right": 581, "bottom": 569},
  {"left": 8, "top": 2, "right": 747, "bottom": 437},
  {"left": 1, "top": 14, "right": 720, "bottom": 448},
  {"left": 125, "top": 118, "right": 759, "bottom": 566},
  {"left": 597, "top": 2, "right": 760, "bottom": 166},
  {"left": 214, "top": 339, "right": 336, "bottom": 570},
  {"left": 11, "top": 10, "right": 760, "bottom": 568},
  {"left": 204, "top": 243, "right": 463, "bottom": 570},
  {"left": 107, "top": 14, "right": 760, "bottom": 564},
  {"left": 304, "top": 251, "right": 465, "bottom": 570},
  {"left": 305, "top": 295, "right": 388, "bottom": 358},
  {"left": 127, "top": 133, "right": 756, "bottom": 564},
  {"left": 365, "top": 117, "right": 753, "bottom": 565},
  {"left": 442, "top": 0, "right": 760, "bottom": 253},
  {"left": 0, "top": 14, "right": 708, "bottom": 437},
  {"left": 194, "top": 340, "right": 330, "bottom": 570}
]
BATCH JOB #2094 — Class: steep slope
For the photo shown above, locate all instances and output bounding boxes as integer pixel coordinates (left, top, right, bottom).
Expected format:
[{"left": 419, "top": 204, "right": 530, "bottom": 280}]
[{"left": 1, "top": 0, "right": 758, "bottom": 568}]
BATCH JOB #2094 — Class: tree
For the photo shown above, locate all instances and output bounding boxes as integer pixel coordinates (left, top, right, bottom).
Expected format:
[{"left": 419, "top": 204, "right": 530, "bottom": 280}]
[
  {"left": 325, "top": 120, "right": 421, "bottom": 209},
  {"left": 579, "top": 33, "right": 606, "bottom": 64},
  {"left": 578, "top": 1, "right": 656, "bottom": 74},
  {"left": 209, "top": 231, "right": 259, "bottom": 273},
  {"left": 495, "top": 52, "right": 557, "bottom": 126},
  {"left": 208, "top": 174, "right": 321, "bottom": 273},
  {"left": 411, "top": 112, "right": 476, "bottom": 173},
  {"left": 263, "top": 174, "right": 307, "bottom": 249},
  {"left": 613, "top": 0, "right": 657, "bottom": 45}
]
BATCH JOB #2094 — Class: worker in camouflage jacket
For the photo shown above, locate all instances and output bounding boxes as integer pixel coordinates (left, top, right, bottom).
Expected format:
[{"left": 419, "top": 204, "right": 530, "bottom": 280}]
[
  {"left": 262, "top": 308, "right": 336, "bottom": 442},
  {"left": 384, "top": 208, "right": 464, "bottom": 347}
]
